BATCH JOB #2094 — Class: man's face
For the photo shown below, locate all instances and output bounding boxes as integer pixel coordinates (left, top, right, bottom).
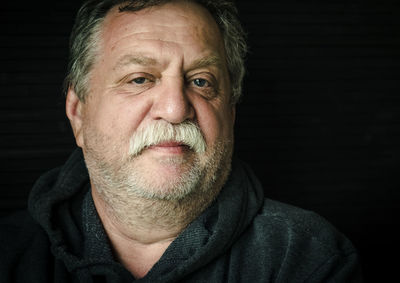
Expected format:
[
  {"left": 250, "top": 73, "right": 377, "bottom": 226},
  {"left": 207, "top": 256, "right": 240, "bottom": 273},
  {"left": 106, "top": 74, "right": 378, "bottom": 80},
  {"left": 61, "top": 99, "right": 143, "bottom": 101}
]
[{"left": 71, "top": 1, "right": 235, "bottom": 201}]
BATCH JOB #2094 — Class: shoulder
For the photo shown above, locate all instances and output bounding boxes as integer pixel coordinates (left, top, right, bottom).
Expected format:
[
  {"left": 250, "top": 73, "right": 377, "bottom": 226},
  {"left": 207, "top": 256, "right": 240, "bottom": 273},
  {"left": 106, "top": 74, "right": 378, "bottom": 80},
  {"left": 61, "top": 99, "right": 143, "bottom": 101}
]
[
  {"left": 252, "top": 198, "right": 356, "bottom": 254},
  {"left": 0, "top": 210, "right": 49, "bottom": 254},
  {"left": 0, "top": 210, "right": 52, "bottom": 279},
  {"left": 234, "top": 199, "right": 363, "bottom": 282},
  {"left": 0, "top": 209, "right": 43, "bottom": 236},
  {"left": 0, "top": 210, "right": 38, "bottom": 245}
]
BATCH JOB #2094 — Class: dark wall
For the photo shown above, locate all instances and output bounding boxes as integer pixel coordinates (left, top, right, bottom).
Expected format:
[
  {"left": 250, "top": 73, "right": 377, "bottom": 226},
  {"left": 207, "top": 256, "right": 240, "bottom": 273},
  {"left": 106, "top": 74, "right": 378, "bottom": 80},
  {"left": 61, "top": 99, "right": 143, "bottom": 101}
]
[
  {"left": 1, "top": 0, "right": 399, "bottom": 282},
  {"left": 234, "top": 1, "right": 400, "bottom": 282},
  {"left": 235, "top": 1, "right": 400, "bottom": 282},
  {"left": 1, "top": 1, "right": 78, "bottom": 214}
]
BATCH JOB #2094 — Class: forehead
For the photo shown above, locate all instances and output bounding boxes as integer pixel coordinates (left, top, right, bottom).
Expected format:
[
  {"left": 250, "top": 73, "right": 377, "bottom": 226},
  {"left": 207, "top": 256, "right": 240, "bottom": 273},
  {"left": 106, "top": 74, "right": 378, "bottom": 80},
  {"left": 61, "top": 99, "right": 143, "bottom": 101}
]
[{"left": 99, "top": 1, "right": 225, "bottom": 62}]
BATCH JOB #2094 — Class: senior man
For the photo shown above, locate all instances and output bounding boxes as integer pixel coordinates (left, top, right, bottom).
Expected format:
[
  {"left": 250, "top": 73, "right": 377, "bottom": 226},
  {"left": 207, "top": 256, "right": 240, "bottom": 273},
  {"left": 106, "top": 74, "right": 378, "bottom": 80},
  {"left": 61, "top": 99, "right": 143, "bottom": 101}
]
[{"left": 0, "top": 0, "right": 362, "bottom": 282}]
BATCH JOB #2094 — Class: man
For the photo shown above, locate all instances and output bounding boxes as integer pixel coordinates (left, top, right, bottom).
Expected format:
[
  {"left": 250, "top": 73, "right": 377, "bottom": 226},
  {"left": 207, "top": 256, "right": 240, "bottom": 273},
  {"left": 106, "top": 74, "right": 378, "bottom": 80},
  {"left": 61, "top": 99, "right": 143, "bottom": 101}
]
[{"left": 0, "top": 0, "right": 363, "bottom": 282}]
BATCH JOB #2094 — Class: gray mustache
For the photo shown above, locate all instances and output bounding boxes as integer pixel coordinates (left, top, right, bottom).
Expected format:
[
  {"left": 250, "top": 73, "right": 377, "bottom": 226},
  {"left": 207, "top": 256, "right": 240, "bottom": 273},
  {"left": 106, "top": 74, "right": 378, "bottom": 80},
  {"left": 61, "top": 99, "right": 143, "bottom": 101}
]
[{"left": 129, "top": 120, "right": 206, "bottom": 156}]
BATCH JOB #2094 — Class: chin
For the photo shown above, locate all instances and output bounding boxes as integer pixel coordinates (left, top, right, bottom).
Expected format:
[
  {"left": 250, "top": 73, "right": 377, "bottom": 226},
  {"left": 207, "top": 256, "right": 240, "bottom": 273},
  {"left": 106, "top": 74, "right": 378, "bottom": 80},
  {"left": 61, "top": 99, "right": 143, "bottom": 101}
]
[{"left": 124, "top": 157, "right": 204, "bottom": 201}]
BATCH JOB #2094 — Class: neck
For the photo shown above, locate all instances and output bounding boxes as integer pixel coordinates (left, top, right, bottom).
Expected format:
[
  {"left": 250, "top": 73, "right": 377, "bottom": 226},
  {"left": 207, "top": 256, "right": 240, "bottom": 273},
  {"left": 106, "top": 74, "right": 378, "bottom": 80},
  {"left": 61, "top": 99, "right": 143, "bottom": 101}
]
[{"left": 91, "top": 185, "right": 219, "bottom": 278}]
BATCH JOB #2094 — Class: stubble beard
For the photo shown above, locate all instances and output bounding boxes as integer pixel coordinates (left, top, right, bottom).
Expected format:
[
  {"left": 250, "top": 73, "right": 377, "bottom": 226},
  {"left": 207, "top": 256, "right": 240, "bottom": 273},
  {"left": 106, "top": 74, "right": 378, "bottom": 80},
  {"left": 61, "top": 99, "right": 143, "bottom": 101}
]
[{"left": 82, "top": 122, "right": 233, "bottom": 231}]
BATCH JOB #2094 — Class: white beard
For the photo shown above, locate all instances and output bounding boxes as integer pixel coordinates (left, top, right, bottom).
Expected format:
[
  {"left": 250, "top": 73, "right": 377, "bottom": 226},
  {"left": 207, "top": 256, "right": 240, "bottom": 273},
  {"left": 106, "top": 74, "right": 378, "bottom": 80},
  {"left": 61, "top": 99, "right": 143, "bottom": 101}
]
[{"left": 82, "top": 120, "right": 233, "bottom": 229}]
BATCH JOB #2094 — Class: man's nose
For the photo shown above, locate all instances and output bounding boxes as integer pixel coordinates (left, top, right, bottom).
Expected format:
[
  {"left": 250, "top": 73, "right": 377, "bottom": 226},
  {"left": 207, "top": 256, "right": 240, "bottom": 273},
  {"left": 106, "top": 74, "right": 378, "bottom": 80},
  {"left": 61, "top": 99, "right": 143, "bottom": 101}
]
[{"left": 150, "top": 77, "right": 195, "bottom": 124}]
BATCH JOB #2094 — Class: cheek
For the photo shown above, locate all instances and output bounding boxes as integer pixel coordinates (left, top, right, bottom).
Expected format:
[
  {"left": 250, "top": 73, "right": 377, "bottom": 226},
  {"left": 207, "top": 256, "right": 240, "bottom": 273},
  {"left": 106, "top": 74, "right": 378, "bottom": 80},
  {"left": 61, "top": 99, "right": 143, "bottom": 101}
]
[
  {"left": 86, "top": 103, "right": 121, "bottom": 136},
  {"left": 85, "top": 94, "right": 151, "bottom": 139},
  {"left": 196, "top": 102, "right": 235, "bottom": 145}
]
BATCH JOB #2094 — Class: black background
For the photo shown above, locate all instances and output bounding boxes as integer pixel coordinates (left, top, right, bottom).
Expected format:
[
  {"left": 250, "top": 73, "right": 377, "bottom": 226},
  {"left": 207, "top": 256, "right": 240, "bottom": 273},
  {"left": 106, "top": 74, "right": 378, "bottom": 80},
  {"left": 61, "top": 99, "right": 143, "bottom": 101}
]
[{"left": 1, "top": 0, "right": 399, "bottom": 281}]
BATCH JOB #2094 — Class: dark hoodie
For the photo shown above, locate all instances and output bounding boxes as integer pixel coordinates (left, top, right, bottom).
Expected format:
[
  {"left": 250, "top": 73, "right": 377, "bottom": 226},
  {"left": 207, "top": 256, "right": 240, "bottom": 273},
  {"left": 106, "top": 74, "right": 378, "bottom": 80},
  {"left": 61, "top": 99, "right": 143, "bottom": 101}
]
[{"left": 0, "top": 149, "right": 363, "bottom": 282}]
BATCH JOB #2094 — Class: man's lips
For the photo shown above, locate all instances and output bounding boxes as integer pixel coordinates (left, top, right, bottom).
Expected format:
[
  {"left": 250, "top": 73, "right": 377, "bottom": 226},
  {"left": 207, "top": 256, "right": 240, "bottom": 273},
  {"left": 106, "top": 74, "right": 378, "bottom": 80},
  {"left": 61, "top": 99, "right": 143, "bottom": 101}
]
[
  {"left": 147, "top": 141, "right": 189, "bottom": 153},
  {"left": 152, "top": 141, "right": 185, "bottom": 147}
]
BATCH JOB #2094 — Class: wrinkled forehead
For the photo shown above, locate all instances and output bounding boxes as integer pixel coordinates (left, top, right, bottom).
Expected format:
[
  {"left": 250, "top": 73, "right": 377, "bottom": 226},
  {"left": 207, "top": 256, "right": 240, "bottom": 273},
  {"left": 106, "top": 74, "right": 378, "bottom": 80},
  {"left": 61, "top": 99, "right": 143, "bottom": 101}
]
[{"left": 100, "top": 1, "right": 225, "bottom": 55}]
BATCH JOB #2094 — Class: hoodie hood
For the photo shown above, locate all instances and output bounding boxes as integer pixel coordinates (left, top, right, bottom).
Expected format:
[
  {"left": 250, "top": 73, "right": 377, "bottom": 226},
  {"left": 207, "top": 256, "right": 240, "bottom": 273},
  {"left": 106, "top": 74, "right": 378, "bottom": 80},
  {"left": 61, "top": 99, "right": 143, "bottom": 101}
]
[{"left": 27, "top": 148, "right": 265, "bottom": 282}]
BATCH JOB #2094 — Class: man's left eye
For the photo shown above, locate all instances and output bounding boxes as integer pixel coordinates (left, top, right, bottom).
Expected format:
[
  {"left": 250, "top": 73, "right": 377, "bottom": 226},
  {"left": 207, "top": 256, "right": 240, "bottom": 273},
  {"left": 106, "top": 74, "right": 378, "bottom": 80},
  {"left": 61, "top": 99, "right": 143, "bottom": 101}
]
[{"left": 193, "top": 78, "right": 209, "bottom": 88}]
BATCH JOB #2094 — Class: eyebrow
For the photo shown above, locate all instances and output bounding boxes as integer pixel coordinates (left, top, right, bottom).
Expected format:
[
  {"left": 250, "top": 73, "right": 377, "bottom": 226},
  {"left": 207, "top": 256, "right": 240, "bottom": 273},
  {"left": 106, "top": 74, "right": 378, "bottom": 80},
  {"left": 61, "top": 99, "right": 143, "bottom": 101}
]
[{"left": 187, "top": 54, "right": 224, "bottom": 71}]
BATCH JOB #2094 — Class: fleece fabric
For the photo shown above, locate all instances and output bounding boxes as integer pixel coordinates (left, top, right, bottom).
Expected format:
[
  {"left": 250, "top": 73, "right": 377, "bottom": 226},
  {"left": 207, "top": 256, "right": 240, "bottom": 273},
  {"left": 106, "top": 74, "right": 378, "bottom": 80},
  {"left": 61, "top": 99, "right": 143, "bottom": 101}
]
[{"left": 0, "top": 148, "right": 363, "bottom": 282}]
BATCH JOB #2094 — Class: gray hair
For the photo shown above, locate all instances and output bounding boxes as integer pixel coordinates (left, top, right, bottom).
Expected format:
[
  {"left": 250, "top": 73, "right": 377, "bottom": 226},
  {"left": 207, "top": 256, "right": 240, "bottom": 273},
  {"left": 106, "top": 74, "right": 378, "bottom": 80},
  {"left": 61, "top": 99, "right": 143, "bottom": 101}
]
[{"left": 64, "top": 0, "right": 247, "bottom": 104}]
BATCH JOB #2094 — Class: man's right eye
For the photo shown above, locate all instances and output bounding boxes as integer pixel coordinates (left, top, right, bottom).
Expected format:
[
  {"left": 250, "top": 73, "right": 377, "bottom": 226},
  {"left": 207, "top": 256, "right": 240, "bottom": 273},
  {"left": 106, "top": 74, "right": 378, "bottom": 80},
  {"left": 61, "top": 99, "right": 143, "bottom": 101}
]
[
  {"left": 118, "top": 73, "right": 156, "bottom": 95},
  {"left": 131, "top": 77, "right": 148, "bottom": 84}
]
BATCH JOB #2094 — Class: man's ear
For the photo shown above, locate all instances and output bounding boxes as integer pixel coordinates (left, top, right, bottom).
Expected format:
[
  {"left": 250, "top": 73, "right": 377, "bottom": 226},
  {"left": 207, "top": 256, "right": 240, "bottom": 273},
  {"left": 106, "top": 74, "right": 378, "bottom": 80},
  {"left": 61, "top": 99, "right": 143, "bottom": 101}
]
[
  {"left": 231, "top": 106, "right": 236, "bottom": 126},
  {"left": 66, "top": 88, "right": 85, "bottom": 148}
]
